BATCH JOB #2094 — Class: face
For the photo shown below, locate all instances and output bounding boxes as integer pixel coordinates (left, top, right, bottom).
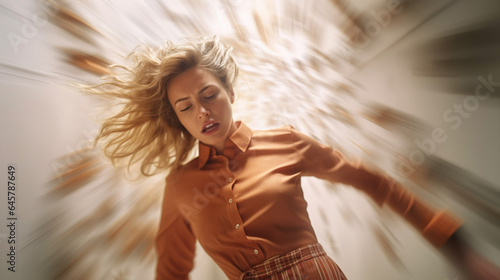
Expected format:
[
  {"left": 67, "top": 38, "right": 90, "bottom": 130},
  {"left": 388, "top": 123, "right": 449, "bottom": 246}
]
[{"left": 167, "top": 66, "right": 237, "bottom": 154}]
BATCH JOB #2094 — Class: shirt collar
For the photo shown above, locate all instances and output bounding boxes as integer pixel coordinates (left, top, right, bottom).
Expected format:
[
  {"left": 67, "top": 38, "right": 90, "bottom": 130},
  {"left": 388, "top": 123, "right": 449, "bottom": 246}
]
[{"left": 198, "top": 121, "right": 252, "bottom": 169}]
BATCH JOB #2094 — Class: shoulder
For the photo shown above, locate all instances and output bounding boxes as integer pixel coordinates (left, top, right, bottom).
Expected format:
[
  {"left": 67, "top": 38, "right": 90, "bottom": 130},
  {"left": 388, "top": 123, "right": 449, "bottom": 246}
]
[
  {"left": 253, "top": 124, "right": 316, "bottom": 143},
  {"left": 251, "top": 124, "right": 296, "bottom": 139},
  {"left": 248, "top": 125, "right": 321, "bottom": 150}
]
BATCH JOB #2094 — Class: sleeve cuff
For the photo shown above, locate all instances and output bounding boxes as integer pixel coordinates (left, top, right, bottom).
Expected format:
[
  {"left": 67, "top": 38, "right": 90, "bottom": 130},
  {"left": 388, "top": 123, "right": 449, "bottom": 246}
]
[{"left": 422, "top": 210, "right": 463, "bottom": 248}]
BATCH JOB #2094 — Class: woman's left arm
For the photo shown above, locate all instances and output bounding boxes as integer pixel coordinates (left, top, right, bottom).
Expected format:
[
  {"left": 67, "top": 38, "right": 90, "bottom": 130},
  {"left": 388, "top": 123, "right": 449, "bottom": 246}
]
[
  {"left": 291, "top": 127, "right": 500, "bottom": 278},
  {"left": 292, "top": 127, "right": 460, "bottom": 247}
]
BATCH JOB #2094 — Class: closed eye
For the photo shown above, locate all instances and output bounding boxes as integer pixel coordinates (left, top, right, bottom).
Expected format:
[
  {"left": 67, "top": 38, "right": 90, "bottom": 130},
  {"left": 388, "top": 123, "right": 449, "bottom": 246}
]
[
  {"left": 204, "top": 93, "right": 216, "bottom": 100},
  {"left": 180, "top": 105, "right": 192, "bottom": 112}
]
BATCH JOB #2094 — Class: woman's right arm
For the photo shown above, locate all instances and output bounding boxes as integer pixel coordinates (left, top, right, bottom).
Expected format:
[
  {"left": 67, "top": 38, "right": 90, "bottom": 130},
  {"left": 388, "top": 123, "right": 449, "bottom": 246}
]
[{"left": 155, "top": 183, "right": 196, "bottom": 280}]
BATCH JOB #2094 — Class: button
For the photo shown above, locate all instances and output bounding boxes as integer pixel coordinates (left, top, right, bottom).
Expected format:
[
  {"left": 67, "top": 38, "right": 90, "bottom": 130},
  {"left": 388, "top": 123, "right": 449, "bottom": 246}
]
[
  {"left": 235, "top": 224, "right": 240, "bottom": 229},
  {"left": 253, "top": 249, "right": 259, "bottom": 255},
  {"left": 228, "top": 177, "right": 233, "bottom": 182},
  {"left": 228, "top": 198, "right": 233, "bottom": 204}
]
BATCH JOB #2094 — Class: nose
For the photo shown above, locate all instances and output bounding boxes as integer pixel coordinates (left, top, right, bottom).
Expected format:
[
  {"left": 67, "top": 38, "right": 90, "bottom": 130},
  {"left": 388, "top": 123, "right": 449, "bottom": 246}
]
[{"left": 198, "top": 105, "right": 210, "bottom": 119}]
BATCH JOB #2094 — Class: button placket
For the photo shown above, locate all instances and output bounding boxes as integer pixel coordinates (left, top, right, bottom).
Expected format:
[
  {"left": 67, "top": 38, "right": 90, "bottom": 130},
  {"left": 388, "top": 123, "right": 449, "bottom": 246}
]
[{"left": 222, "top": 168, "right": 245, "bottom": 236}]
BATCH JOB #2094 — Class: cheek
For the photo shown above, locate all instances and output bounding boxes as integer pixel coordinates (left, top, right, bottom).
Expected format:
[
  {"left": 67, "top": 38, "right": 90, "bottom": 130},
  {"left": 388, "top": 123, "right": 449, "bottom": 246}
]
[
  {"left": 177, "top": 114, "right": 197, "bottom": 133},
  {"left": 224, "top": 102, "right": 233, "bottom": 116},
  {"left": 176, "top": 115, "right": 189, "bottom": 128}
]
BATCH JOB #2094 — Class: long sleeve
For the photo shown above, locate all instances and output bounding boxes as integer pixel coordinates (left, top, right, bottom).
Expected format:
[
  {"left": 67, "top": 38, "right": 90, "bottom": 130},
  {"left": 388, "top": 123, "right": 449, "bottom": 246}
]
[
  {"left": 155, "top": 182, "right": 196, "bottom": 280},
  {"left": 291, "top": 127, "right": 462, "bottom": 248}
]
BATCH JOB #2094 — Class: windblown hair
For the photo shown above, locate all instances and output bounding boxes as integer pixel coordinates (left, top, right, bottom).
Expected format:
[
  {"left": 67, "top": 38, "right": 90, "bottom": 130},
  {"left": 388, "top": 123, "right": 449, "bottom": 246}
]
[{"left": 86, "top": 35, "right": 239, "bottom": 177}]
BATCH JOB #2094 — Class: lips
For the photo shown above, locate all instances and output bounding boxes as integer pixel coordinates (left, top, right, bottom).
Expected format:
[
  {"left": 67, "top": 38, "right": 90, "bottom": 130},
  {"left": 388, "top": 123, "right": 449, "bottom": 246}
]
[{"left": 202, "top": 122, "right": 220, "bottom": 135}]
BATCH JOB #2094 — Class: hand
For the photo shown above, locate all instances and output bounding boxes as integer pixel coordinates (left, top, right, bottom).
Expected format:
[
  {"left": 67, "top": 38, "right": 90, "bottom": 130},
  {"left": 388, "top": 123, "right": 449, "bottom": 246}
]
[{"left": 441, "top": 228, "right": 500, "bottom": 280}]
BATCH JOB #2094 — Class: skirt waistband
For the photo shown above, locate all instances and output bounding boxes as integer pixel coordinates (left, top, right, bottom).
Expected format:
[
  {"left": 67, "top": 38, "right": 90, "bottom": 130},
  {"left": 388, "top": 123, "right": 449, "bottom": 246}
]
[{"left": 239, "top": 243, "right": 327, "bottom": 280}]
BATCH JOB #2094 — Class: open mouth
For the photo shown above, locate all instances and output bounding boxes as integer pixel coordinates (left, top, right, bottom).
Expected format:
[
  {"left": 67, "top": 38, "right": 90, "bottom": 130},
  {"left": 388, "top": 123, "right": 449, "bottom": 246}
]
[{"left": 202, "top": 122, "right": 220, "bottom": 134}]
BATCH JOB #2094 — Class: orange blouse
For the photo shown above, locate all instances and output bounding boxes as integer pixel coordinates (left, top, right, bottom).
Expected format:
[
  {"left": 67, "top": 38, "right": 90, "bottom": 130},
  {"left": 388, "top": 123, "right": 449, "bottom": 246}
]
[{"left": 155, "top": 122, "right": 461, "bottom": 280}]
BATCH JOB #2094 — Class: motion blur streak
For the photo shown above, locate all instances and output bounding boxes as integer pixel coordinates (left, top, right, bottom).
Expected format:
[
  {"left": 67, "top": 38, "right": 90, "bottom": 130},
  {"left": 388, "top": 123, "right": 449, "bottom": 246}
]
[{"left": 0, "top": 0, "right": 499, "bottom": 279}]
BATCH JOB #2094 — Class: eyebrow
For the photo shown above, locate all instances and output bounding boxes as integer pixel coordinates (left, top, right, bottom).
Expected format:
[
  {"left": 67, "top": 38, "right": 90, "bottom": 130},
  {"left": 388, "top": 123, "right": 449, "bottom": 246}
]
[{"left": 173, "top": 85, "right": 213, "bottom": 105}]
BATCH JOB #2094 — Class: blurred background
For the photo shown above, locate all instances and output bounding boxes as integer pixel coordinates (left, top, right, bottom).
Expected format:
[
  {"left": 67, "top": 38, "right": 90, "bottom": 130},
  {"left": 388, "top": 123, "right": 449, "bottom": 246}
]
[{"left": 1, "top": 0, "right": 500, "bottom": 279}]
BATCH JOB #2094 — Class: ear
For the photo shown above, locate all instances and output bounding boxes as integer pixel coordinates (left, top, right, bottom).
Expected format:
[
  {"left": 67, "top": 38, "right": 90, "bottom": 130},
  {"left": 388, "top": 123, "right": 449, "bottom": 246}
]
[{"left": 229, "top": 89, "right": 235, "bottom": 104}]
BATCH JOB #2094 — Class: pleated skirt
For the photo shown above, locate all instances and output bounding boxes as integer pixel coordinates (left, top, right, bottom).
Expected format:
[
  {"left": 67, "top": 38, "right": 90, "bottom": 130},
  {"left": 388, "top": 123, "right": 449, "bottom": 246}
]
[{"left": 239, "top": 243, "right": 348, "bottom": 280}]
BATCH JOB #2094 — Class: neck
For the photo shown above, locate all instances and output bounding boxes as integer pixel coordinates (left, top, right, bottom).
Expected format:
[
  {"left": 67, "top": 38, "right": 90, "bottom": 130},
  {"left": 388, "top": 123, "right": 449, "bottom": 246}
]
[{"left": 214, "top": 120, "right": 237, "bottom": 154}]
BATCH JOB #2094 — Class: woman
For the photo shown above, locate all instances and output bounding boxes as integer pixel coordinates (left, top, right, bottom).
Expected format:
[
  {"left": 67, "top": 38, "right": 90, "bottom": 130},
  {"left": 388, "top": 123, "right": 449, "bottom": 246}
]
[{"left": 90, "top": 36, "right": 496, "bottom": 279}]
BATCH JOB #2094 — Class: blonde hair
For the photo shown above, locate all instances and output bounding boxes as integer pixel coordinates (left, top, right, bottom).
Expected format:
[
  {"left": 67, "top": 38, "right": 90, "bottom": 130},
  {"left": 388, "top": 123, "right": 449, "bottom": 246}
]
[{"left": 86, "top": 35, "right": 239, "bottom": 176}]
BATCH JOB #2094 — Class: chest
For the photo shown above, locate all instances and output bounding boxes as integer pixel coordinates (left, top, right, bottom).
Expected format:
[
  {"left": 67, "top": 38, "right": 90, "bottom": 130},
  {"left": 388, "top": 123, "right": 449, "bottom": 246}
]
[{"left": 173, "top": 147, "right": 303, "bottom": 222}]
